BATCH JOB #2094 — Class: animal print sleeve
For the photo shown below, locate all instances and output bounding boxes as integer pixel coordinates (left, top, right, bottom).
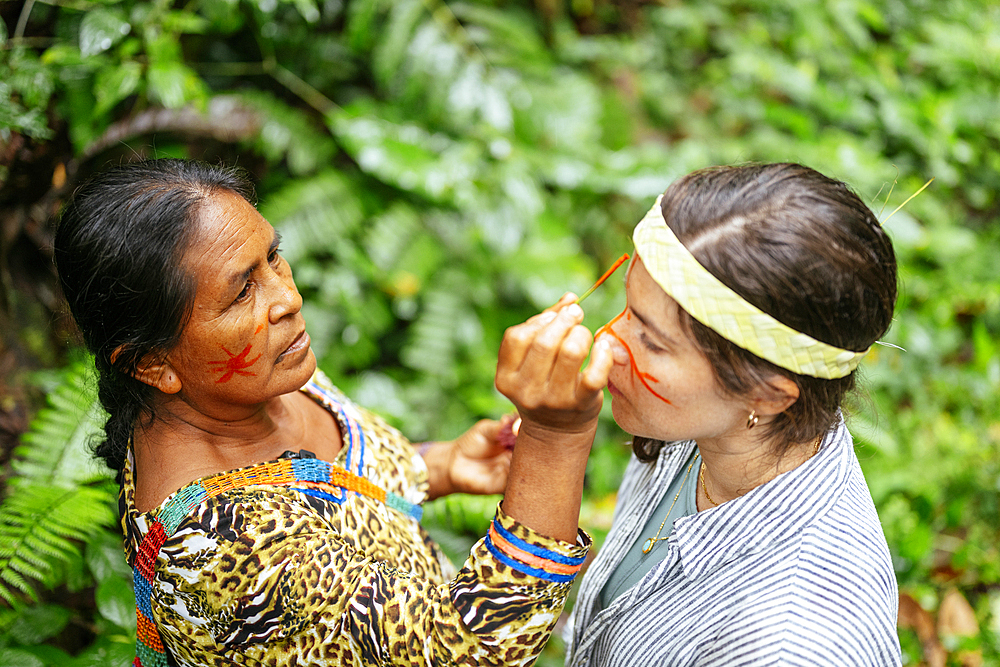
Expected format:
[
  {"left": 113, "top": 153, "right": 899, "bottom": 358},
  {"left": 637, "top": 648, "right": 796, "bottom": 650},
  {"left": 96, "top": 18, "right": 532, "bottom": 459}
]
[
  {"left": 447, "top": 504, "right": 592, "bottom": 659},
  {"left": 153, "top": 495, "right": 590, "bottom": 666}
]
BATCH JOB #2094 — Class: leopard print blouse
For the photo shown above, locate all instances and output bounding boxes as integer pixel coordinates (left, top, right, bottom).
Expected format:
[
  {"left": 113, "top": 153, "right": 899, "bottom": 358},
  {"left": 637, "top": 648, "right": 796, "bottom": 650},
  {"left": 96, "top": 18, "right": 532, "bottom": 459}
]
[{"left": 121, "top": 370, "right": 591, "bottom": 666}]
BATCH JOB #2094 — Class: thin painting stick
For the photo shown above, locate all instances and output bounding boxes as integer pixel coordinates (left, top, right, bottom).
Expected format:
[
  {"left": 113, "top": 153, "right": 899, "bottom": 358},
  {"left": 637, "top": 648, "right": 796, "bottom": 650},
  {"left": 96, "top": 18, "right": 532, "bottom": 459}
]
[{"left": 576, "top": 253, "right": 630, "bottom": 304}]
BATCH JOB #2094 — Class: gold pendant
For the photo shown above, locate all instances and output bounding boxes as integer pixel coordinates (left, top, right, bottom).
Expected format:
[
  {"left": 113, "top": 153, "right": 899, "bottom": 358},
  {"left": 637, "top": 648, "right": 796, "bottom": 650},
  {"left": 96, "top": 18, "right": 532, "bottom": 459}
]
[{"left": 642, "top": 538, "right": 655, "bottom": 554}]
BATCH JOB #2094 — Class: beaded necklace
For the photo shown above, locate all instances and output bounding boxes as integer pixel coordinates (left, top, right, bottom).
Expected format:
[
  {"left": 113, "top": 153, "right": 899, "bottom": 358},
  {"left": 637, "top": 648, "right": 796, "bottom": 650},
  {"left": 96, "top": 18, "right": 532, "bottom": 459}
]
[{"left": 131, "top": 454, "right": 422, "bottom": 667}]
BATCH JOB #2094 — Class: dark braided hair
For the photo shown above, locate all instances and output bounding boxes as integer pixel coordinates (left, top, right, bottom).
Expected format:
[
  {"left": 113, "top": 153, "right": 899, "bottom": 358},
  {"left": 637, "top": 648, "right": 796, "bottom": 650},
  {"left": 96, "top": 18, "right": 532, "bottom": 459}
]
[
  {"left": 54, "top": 159, "right": 255, "bottom": 480},
  {"left": 631, "top": 163, "right": 898, "bottom": 462}
]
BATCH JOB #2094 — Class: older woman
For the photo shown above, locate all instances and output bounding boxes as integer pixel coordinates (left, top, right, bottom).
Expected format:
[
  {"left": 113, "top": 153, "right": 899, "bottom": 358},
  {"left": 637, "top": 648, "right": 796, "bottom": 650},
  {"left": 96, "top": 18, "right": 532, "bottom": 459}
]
[{"left": 55, "top": 159, "right": 609, "bottom": 666}]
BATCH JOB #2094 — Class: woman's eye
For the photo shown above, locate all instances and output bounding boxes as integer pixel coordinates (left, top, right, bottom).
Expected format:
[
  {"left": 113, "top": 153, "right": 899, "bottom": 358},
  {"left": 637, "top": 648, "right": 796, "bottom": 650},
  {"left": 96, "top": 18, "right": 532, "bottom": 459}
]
[
  {"left": 235, "top": 282, "right": 252, "bottom": 303},
  {"left": 640, "top": 333, "right": 664, "bottom": 353},
  {"left": 268, "top": 246, "right": 281, "bottom": 265}
]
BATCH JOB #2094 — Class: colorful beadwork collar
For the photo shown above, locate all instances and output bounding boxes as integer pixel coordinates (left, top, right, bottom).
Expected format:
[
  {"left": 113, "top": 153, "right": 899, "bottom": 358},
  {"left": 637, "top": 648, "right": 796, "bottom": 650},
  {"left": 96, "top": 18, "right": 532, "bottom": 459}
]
[{"left": 129, "top": 374, "right": 421, "bottom": 667}]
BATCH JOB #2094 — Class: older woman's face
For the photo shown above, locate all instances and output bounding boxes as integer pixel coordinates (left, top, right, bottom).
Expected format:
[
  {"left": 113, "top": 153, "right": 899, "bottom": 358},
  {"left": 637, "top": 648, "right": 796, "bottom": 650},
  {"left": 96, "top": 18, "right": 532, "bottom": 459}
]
[{"left": 162, "top": 190, "right": 315, "bottom": 414}]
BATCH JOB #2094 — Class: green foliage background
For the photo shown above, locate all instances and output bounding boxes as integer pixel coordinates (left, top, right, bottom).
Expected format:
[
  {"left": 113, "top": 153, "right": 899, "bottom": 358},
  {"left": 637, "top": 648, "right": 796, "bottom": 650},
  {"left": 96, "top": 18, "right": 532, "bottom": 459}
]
[{"left": 1, "top": 0, "right": 998, "bottom": 665}]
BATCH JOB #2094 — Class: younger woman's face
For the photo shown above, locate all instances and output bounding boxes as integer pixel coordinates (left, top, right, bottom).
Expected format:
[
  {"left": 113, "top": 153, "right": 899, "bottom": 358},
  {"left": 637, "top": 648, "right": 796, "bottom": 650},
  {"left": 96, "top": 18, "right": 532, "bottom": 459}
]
[{"left": 598, "top": 256, "right": 749, "bottom": 445}]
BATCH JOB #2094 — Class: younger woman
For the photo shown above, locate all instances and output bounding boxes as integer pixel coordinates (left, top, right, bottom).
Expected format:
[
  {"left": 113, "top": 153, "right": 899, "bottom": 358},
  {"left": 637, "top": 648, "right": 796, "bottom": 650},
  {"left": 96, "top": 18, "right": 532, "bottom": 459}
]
[{"left": 563, "top": 163, "right": 901, "bottom": 666}]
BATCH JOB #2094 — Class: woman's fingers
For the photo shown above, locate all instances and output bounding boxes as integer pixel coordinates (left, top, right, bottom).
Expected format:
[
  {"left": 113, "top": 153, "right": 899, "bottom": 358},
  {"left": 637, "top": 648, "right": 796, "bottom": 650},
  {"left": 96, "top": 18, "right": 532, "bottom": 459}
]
[
  {"left": 496, "top": 298, "right": 609, "bottom": 425},
  {"left": 459, "top": 418, "right": 502, "bottom": 456},
  {"left": 496, "top": 316, "right": 550, "bottom": 389},
  {"left": 547, "top": 322, "right": 593, "bottom": 394},
  {"left": 497, "top": 304, "right": 577, "bottom": 394},
  {"left": 541, "top": 292, "right": 578, "bottom": 315},
  {"left": 520, "top": 304, "right": 584, "bottom": 380},
  {"left": 581, "top": 338, "right": 614, "bottom": 393}
]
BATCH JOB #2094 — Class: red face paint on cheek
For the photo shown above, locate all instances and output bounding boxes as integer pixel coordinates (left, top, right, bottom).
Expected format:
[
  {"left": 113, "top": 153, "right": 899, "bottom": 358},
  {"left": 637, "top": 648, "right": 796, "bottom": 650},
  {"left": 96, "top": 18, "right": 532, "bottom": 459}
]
[
  {"left": 255, "top": 324, "right": 264, "bottom": 335},
  {"left": 597, "top": 309, "right": 672, "bottom": 405},
  {"left": 208, "top": 344, "right": 262, "bottom": 383}
]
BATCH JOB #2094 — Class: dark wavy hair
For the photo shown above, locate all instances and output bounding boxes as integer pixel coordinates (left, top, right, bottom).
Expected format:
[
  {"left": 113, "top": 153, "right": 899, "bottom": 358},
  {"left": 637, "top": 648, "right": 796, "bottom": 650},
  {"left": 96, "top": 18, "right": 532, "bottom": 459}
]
[
  {"left": 631, "top": 163, "right": 898, "bottom": 463},
  {"left": 54, "top": 159, "right": 256, "bottom": 480}
]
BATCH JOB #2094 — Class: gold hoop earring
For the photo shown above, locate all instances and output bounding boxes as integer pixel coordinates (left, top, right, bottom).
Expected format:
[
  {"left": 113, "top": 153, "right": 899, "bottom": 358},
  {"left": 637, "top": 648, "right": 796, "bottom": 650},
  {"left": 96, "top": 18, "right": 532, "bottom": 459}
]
[{"left": 746, "top": 410, "right": 758, "bottom": 430}]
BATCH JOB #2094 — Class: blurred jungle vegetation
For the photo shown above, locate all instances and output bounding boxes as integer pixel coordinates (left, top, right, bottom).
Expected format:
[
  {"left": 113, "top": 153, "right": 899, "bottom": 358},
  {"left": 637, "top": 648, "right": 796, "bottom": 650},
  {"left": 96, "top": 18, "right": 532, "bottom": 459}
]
[{"left": 1, "top": 0, "right": 998, "bottom": 665}]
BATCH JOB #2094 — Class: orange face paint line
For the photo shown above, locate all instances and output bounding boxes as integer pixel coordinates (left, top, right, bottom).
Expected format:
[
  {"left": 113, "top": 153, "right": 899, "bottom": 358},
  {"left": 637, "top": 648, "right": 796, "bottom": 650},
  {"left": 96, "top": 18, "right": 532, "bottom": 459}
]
[
  {"left": 208, "top": 344, "right": 262, "bottom": 383},
  {"left": 255, "top": 324, "right": 264, "bottom": 335},
  {"left": 596, "top": 309, "right": 672, "bottom": 405},
  {"left": 576, "top": 253, "right": 630, "bottom": 304}
]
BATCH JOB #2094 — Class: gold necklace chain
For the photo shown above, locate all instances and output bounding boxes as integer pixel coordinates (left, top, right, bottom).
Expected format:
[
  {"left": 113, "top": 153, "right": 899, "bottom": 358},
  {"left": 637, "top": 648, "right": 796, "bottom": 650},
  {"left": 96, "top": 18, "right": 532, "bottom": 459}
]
[
  {"left": 700, "top": 436, "right": 823, "bottom": 508},
  {"left": 699, "top": 462, "right": 720, "bottom": 508},
  {"left": 641, "top": 453, "right": 699, "bottom": 554}
]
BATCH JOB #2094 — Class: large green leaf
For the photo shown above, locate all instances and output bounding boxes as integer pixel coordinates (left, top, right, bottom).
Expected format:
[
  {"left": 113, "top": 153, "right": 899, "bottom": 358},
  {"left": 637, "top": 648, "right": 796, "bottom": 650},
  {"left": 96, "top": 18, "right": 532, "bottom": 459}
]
[
  {"left": 79, "top": 9, "right": 131, "bottom": 57},
  {"left": 330, "top": 109, "right": 483, "bottom": 205},
  {"left": 0, "top": 649, "right": 45, "bottom": 667},
  {"left": 93, "top": 61, "right": 143, "bottom": 115}
]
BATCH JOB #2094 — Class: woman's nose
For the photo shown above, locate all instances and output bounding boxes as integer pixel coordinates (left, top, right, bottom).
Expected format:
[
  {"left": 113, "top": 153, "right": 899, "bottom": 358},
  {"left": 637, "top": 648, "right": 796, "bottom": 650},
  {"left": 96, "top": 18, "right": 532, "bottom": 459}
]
[
  {"left": 602, "top": 333, "right": 631, "bottom": 366},
  {"left": 595, "top": 318, "right": 630, "bottom": 366},
  {"left": 268, "top": 264, "right": 302, "bottom": 323}
]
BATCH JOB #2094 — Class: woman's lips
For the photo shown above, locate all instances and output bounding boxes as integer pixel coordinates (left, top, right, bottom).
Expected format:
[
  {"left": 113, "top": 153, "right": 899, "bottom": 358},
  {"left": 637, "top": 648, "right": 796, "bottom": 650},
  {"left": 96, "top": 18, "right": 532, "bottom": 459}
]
[
  {"left": 280, "top": 331, "right": 310, "bottom": 359},
  {"left": 607, "top": 379, "right": 622, "bottom": 397}
]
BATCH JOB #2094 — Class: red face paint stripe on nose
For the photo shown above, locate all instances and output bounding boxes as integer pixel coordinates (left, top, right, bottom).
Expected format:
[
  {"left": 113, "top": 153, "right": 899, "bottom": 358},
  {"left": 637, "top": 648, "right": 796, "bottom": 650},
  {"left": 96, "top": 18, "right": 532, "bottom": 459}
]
[{"left": 597, "top": 309, "right": 672, "bottom": 405}]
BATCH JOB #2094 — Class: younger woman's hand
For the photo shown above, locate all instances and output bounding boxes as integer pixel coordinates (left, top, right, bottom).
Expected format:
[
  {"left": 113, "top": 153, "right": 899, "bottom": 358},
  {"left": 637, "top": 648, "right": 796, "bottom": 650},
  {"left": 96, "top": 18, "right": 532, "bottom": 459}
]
[{"left": 494, "top": 294, "right": 613, "bottom": 445}]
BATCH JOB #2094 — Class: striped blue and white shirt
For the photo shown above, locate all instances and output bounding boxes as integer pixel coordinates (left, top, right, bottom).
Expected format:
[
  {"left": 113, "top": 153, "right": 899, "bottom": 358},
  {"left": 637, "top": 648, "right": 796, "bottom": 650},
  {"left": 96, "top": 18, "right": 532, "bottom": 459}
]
[{"left": 565, "top": 417, "right": 901, "bottom": 666}]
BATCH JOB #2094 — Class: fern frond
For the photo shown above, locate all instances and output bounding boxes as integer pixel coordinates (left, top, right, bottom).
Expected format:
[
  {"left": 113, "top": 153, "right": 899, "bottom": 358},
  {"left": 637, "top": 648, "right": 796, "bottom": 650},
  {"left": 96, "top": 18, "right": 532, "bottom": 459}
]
[
  {"left": 0, "top": 568, "right": 36, "bottom": 603},
  {"left": 363, "top": 203, "right": 421, "bottom": 271},
  {"left": 400, "top": 276, "right": 466, "bottom": 378},
  {"left": 258, "top": 169, "right": 365, "bottom": 266},
  {"left": 7, "top": 556, "right": 49, "bottom": 584},
  {"left": 23, "top": 528, "right": 78, "bottom": 555},
  {"left": 12, "top": 362, "right": 108, "bottom": 489},
  {"left": 1, "top": 361, "right": 117, "bottom": 606},
  {"left": 0, "top": 484, "right": 115, "bottom": 605}
]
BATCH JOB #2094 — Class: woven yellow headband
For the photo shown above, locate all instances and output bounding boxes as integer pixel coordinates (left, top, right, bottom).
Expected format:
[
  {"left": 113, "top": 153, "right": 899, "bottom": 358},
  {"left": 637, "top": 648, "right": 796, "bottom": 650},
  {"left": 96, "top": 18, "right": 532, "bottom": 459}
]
[{"left": 632, "top": 195, "right": 869, "bottom": 379}]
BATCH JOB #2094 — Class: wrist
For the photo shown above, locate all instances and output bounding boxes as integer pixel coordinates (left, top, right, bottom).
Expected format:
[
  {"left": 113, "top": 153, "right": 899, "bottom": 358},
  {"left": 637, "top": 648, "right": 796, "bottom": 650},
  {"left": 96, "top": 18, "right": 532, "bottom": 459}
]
[
  {"left": 502, "top": 430, "right": 594, "bottom": 543},
  {"left": 420, "top": 441, "right": 454, "bottom": 500},
  {"left": 515, "top": 418, "right": 599, "bottom": 454}
]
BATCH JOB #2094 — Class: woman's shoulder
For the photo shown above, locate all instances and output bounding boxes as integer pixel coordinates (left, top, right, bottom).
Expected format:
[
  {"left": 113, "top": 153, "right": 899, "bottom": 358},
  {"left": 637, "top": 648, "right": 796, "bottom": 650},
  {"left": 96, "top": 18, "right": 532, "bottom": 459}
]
[
  {"left": 299, "top": 369, "right": 426, "bottom": 502},
  {"left": 800, "top": 465, "right": 895, "bottom": 579},
  {"left": 301, "top": 369, "right": 412, "bottom": 450}
]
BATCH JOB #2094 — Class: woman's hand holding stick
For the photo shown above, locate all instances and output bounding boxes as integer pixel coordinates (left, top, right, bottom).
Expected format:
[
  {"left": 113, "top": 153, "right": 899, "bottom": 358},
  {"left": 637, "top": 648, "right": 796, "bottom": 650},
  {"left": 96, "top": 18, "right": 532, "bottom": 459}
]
[{"left": 494, "top": 293, "right": 613, "bottom": 543}]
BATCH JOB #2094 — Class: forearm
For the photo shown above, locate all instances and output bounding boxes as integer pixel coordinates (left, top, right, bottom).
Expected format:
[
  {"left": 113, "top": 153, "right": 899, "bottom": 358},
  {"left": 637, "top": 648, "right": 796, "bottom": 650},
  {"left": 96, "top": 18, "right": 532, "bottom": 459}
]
[
  {"left": 492, "top": 298, "right": 611, "bottom": 544},
  {"left": 500, "top": 423, "right": 595, "bottom": 543}
]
